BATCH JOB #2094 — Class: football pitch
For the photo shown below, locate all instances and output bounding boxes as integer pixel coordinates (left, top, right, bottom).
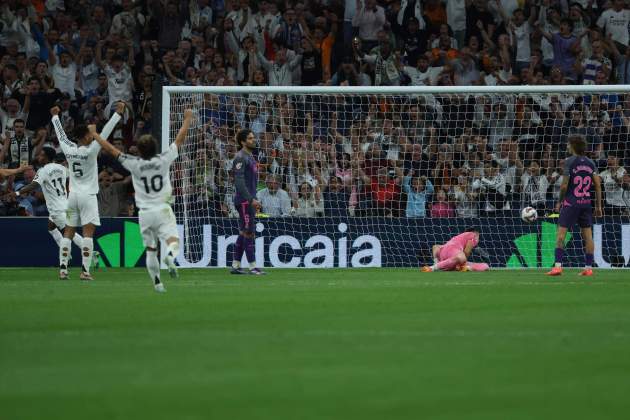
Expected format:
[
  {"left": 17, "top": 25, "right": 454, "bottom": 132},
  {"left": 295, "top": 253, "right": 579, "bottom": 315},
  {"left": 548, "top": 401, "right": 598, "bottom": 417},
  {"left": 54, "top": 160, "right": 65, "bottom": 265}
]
[{"left": 1, "top": 268, "right": 629, "bottom": 420}]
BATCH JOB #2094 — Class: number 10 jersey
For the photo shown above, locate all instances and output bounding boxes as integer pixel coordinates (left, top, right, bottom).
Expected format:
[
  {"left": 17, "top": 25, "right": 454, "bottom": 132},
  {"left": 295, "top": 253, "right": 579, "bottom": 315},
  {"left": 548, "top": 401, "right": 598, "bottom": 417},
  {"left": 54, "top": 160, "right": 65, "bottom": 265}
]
[{"left": 118, "top": 143, "right": 178, "bottom": 210}]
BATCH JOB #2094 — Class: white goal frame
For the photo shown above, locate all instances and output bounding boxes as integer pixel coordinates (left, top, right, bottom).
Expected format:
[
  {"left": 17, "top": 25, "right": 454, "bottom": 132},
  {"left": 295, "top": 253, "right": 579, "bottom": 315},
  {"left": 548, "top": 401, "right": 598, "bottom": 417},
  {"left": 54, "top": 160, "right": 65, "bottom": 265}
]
[{"left": 161, "top": 85, "right": 630, "bottom": 269}]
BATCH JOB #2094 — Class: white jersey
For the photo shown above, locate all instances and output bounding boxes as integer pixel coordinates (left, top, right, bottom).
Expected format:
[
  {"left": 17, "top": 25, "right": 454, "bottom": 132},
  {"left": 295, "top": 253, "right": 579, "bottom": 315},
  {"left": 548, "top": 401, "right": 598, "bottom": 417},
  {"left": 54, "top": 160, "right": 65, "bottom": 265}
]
[
  {"left": 33, "top": 162, "right": 68, "bottom": 213},
  {"left": 51, "top": 113, "right": 121, "bottom": 195},
  {"left": 119, "top": 143, "right": 179, "bottom": 210}
]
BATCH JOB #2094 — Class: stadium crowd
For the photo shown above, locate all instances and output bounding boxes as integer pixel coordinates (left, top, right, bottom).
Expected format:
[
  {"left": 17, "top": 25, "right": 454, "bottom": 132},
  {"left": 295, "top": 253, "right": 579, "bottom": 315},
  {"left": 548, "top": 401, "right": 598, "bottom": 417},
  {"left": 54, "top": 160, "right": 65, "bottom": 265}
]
[{"left": 0, "top": 0, "right": 629, "bottom": 218}]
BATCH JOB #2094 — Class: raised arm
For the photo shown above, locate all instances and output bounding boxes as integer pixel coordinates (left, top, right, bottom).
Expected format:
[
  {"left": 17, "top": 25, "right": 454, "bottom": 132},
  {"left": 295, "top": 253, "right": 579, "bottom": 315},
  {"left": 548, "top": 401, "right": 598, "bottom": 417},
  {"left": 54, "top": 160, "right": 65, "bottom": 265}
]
[
  {"left": 89, "top": 124, "right": 121, "bottom": 159},
  {"left": 255, "top": 50, "right": 273, "bottom": 70},
  {"left": 100, "top": 101, "right": 125, "bottom": 140},
  {"left": 0, "top": 165, "right": 32, "bottom": 178},
  {"left": 174, "top": 108, "right": 194, "bottom": 148},
  {"left": 50, "top": 106, "right": 75, "bottom": 153}
]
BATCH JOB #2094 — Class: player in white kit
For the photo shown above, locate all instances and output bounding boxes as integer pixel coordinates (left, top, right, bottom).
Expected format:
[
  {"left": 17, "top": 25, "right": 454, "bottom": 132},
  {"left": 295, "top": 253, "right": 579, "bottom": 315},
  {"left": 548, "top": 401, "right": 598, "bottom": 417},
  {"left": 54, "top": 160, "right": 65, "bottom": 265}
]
[
  {"left": 14, "top": 147, "right": 84, "bottom": 256},
  {"left": 90, "top": 108, "right": 193, "bottom": 292},
  {"left": 51, "top": 102, "right": 124, "bottom": 280}
]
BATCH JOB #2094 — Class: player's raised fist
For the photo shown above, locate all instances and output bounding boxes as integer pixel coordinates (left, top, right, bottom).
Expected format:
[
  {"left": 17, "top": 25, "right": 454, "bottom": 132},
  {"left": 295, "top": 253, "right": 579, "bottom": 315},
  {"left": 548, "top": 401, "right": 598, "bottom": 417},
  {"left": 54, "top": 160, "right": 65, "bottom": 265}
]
[
  {"left": 115, "top": 101, "right": 126, "bottom": 114},
  {"left": 87, "top": 124, "right": 97, "bottom": 134},
  {"left": 184, "top": 109, "right": 194, "bottom": 120},
  {"left": 50, "top": 106, "right": 60, "bottom": 116}
]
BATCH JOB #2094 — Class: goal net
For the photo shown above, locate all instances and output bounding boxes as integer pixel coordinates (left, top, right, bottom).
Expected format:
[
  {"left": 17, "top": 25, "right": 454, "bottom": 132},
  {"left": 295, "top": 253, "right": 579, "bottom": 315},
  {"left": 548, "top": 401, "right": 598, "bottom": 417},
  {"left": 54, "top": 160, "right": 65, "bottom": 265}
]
[{"left": 163, "top": 86, "right": 630, "bottom": 269}]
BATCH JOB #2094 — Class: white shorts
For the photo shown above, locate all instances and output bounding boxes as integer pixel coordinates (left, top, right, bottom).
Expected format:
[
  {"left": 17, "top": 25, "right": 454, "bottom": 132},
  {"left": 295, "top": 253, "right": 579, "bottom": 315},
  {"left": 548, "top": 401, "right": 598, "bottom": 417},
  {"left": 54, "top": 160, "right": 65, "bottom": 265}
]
[
  {"left": 48, "top": 211, "right": 67, "bottom": 230},
  {"left": 66, "top": 192, "right": 100, "bottom": 227},
  {"left": 139, "top": 206, "right": 178, "bottom": 249}
]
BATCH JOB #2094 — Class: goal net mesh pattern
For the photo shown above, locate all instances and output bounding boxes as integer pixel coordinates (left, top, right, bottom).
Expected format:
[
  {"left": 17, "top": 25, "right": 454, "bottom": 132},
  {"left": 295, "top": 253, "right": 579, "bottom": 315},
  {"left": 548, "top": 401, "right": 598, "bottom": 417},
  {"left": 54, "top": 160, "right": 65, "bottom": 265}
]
[{"left": 166, "top": 88, "right": 630, "bottom": 269}]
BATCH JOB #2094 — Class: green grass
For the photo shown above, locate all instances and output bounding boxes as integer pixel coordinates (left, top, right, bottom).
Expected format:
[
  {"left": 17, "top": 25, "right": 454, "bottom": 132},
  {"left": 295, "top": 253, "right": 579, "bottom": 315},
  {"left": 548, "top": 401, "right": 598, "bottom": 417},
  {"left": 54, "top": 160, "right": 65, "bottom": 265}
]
[{"left": 1, "top": 268, "right": 630, "bottom": 420}]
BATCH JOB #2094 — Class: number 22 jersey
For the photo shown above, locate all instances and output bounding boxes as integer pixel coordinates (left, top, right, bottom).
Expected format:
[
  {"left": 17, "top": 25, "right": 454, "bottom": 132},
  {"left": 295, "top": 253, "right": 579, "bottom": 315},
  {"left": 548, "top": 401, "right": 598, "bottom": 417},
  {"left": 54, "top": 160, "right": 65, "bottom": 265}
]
[
  {"left": 118, "top": 143, "right": 178, "bottom": 210},
  {"left": 563, "top": 155, "right": 597, "bottom": 208}
]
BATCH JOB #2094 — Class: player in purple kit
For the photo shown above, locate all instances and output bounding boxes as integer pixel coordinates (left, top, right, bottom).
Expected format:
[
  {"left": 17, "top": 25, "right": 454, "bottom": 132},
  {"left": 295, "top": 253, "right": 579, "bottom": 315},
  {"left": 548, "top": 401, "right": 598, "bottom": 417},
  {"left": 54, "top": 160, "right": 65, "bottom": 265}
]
[
  {"left": 547, "top": 135, "right": 603, "bottom": 277},
  {"left": 231, "top": 129, "right": 266, "bottom": 275}
]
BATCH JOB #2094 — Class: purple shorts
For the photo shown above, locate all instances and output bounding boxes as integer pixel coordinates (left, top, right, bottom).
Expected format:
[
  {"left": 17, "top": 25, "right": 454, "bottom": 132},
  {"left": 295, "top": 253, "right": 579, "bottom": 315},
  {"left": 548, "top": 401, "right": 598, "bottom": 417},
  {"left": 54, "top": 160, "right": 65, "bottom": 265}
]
[
  {"left": 558, "top": 205, "right": 592, "bottom": 229},
  {"left": 236, "top": 200, "right": 256, "bottom": 234}
]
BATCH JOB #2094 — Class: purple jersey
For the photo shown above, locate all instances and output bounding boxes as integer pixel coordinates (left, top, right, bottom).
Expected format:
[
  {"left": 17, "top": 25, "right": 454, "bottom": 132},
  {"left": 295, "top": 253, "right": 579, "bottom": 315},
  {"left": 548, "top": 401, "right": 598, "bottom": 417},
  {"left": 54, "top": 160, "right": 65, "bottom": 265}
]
[
  {"left": 233, "top": 150, "right": 258, "bottom": 204},
  {"left": 563, "top": 155, "right": 597, "bottom": 208}
]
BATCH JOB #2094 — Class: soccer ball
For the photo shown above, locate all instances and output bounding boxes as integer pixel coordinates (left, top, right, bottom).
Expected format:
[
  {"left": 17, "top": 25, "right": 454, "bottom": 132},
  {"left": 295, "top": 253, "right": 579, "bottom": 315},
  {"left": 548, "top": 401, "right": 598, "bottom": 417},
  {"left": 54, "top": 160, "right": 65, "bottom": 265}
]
[{"left": 521, "top": 207, "right": 538, "bottom": 223}]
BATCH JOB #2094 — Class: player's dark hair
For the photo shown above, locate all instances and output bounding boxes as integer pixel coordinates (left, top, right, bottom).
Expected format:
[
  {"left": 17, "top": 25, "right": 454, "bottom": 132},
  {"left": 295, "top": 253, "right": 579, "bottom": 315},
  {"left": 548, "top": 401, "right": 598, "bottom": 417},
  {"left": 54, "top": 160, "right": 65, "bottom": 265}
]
[
  {"left": 235, "top": 129, "right": 253, "bottom": 150},
  {"left": 465, "top": 225, "right": 480, "bottom": 233},
  {"left": 137, "top": 134, "right": 157, "bottom": 160},
  {"left": 54, "top": 153, "right": 66, "bottom": 163},
  {"left": 568, "top": 135, "right": 587, "bottom": 155},
  {"left": 73, "top": 124, "right": 89, "bottom": 142},
  {"left": 42, "top": 147, "right": 56, "bottom": 163},
  {"left": 13, "top": 118, "right": 25, "bottom": 126}
]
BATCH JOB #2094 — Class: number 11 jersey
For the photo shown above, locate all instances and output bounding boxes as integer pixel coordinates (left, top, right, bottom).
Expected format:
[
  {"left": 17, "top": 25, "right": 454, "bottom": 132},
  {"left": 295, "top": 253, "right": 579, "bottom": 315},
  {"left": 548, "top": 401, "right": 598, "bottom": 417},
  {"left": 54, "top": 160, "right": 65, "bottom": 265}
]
[
  {"left": 33, "top": 162, "right": 68, "bottom": 214},
  {"left": 118, "top": 143, "right": 178, "bottom": 210}
]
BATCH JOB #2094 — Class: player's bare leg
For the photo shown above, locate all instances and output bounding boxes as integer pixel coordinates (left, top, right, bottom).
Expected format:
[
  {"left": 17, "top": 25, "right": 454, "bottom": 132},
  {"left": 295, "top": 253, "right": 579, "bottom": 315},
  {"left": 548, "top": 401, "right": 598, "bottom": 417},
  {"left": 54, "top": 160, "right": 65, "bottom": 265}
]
[
  {"left": 164, "top": 237, "right": 180, "bottom": 278},
  {"left": 145, "top": 246, "right": 165, "bottom": 292},
  {"left": 546, "top": 226, "right": 567, "bottom": 276},
  {"left": 579, "top": 227, "right": 594, "bottom": 276},
  {"left": 79, "top": 223, "right": 96, "bottom": 281}
]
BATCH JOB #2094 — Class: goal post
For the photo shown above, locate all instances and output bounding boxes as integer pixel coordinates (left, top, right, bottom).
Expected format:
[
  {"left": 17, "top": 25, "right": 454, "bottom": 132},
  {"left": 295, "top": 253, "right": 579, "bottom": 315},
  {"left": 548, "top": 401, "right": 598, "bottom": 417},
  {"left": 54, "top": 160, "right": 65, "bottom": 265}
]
[{"left": 162, "top": 85, "right": 630, "bottom": 269}]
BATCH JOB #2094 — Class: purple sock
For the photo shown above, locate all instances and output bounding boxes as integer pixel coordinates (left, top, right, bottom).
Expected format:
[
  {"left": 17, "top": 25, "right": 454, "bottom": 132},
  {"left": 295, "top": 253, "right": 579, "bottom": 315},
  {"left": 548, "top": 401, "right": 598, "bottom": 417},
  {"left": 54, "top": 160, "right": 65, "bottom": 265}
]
[
  {"left": 555, "top": 248, "right": 564, "bottom": 265},
  {"left": 244, "top": 237, "right": 255, "bottom": 265},
  {"left": 585, "top": 253, "right": 594, "bottom": 267},
  {"left": 233, "top": 235, "right": 244, "bottom": 265}
]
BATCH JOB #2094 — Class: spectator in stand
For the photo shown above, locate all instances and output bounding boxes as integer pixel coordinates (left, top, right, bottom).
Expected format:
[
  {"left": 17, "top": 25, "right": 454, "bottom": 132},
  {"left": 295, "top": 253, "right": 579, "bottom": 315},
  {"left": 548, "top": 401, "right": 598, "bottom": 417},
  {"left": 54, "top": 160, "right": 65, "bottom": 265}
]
[
  {"left": 352, "top": 0, "right": 386, "bottom": 52},
  {"left": 451, "top": 174, "right": 479, "bottom": 218},
  {"left": 360, "top": 166, "right": 402, "bottom": 217},
  {"left": 97, "top": 169, "right": 131, "bottom": 217},
  {"left": 256, "top": 44, "right": 302, "bottom": 86},
  {"left": 402, "top": 173, "right": 434, "bottom": 218},
  {"left": 323, "top": 175, "right": 351, "bottom": 217},
  {"left": 0, "top": 98, "right": 25, "bottom": 140},
  {"left": 430, "top": 189, "right": 455, "bottom": 218},
  {"left": 400, "top": 17, "right": 428, "bottom": 67},
  {"left": 0, "top": 119, "right": 44, "bottom": 166},
  {"left": 538, "top": 18, "right": 583, "bottom": 83},
  {"left": 294, "top": 182, "right": 324, "bottom": 217},
  {"left": 329, "top": 55, "right": 370, "bottom": 86},
  {"left": 600, "top": 154, "right": 629, "bottom": 216},
  {"left": 576, "top": 39, "right": 612, "bottom": 85},
  {"left": 520, "top": 161, "right": 550, "bottom": 213},
  {"left": 258, "top": 174, "right": 292, "bottom": 216},
  {"left": 597, "top": 0, "right": 630, "bottom": 50}
]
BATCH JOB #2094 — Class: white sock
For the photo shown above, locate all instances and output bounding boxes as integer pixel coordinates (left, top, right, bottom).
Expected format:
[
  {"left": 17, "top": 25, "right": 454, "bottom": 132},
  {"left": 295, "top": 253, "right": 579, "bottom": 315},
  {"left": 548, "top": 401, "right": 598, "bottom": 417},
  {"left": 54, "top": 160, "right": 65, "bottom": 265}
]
[
  {"left": 49, "top": 229, "right": 63, "bottom": 246},
  {"left": 82, "top": 238, "right": 93, "bottom": 274},
  {"left": 554, "top": 262, "right": 562, "bottom": 268},
  {"left": 146, "top": 250, "right": 161, "bottom": 285},
  {"left": 59, "top": 238, "right": 71, "bottom": 269},
  {"left": 430, "top": 264, "right": 439, "bottom": 271},
  {"left": 249, "top": 261, "right": 256, "bottom": 269},
  {"left": 72, "top": 232, "right": 84, "bottom": 248},
  {"left": 232, "top": 260, "right": 241, "bottom": 269},
  {"left": 166, "top": 241, "right": 179, "bottom": 262}
]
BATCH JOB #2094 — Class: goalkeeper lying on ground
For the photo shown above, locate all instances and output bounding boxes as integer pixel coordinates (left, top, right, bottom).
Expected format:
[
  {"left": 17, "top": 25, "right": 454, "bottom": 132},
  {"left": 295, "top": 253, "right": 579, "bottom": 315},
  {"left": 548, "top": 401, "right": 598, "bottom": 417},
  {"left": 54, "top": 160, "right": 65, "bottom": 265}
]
[{"left": 421, "top": 227, "right": 490, "bottom": 272}]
